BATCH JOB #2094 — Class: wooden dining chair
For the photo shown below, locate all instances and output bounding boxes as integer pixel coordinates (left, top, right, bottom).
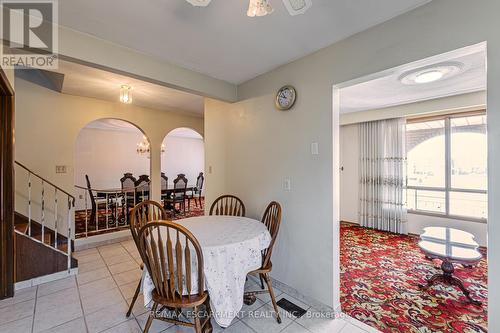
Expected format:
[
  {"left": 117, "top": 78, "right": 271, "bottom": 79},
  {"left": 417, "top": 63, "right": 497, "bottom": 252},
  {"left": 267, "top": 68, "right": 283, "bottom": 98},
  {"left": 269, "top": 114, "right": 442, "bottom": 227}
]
[
  {"left": 138, "top": 221, "right": 212, "bottom": 333},
  {"left": 164, "top": 174, "right": 188, "bottom": 217},
  {"left": 189, "top": 172, "right": 204, "bottom": 209},
  {"left": 243, "top": 201, "right": 282, "bottom": 323},
  {"left": 135, "top": 174, "right": 150, "bottom": 202},
  {"left": 126, "top": 201, "right": 168, "bottom": 318},
  {"left": 209, "top": 195, "right": 246, "bottom": 217}
]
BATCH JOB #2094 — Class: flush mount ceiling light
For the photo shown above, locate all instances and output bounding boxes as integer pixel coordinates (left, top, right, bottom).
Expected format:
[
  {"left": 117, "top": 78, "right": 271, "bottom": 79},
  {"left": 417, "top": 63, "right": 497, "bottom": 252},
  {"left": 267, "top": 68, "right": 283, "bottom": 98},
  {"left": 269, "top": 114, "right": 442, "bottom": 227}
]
[
  {"left": 247, "top": 0, "right": 274, "bottom": 17},
  {"left": 120, "top": 85, "right": 132, "bottom": 104},
  {"left": 185, "top": 0, "right": 212, "bottom": 6},
  {"left": 184, "top": 0, "right": 311, "bottom": 17},
  {"left": 399, "top": 61, "right": 465, "bottom": 85},
  {"left": 282, "top": 0, "right": 312, "bottom": 16}
]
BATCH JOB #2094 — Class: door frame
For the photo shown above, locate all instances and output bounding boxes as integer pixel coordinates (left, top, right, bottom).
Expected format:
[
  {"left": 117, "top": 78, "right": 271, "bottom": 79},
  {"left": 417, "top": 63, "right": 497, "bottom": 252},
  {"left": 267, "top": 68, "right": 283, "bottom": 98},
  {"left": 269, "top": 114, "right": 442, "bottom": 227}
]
[{"left": 0, "top": 67, "right": 15, "bottom": 299}]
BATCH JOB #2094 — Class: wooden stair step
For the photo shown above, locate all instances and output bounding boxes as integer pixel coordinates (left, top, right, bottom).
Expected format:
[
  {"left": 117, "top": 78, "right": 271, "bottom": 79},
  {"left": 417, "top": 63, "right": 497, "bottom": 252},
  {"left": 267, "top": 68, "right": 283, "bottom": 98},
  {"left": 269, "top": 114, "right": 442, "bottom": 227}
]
[{"left": 14, "top": 222, "right": 29, "bottom": 234}]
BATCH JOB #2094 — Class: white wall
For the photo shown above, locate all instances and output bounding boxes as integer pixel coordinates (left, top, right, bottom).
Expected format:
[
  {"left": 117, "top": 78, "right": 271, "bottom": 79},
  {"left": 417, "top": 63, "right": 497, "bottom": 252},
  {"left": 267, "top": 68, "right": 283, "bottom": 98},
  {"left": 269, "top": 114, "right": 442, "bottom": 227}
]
[
  {"left": 206, "top": 1, "right": 500, "bottom": 325},
  {"left": 339, "top": 124, "right": 488, "bottom": 246},
  {"left": 162, "top": 135, "right": 205, "bottom": 186},
  {"left": 75, "top": 127, "right": 149, "bottom": 190}
]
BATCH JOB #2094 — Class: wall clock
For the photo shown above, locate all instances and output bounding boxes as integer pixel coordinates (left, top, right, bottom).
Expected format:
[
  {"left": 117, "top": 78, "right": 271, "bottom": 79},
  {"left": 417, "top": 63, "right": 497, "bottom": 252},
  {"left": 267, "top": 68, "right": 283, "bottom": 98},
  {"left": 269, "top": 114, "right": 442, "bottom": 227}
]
[{"left": 275, "top": 85, "right": 297, "bottom": 111}]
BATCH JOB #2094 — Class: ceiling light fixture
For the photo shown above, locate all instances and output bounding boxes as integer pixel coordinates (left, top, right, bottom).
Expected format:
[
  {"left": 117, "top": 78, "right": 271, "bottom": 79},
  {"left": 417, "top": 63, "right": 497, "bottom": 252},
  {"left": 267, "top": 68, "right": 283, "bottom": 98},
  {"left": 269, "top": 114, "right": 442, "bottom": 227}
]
[
  {"left": 247, "top": 0, "right": 274, "bottom": 17},
  {"left": 185, "top": 0, "right": 211, "bottom": 6},
  {"left": 120, "top": 85, "right": 132, "bottom": 104},
  {"left": 399, "top": 61, "right": 465, "bottom": 85},
  {"left": 282, "top": 0, "right": 312, "bottom": 16},
  {"left": 414, "top": 70, "right": 444, "bottom": 84}
]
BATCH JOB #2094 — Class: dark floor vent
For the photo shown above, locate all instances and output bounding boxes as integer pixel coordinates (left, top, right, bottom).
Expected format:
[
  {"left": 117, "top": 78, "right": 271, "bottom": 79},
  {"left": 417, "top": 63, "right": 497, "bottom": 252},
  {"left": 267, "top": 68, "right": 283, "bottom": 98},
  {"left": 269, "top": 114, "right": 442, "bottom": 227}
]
[{"left": 277, "top": 298, "right": 307, "bottom": 318}]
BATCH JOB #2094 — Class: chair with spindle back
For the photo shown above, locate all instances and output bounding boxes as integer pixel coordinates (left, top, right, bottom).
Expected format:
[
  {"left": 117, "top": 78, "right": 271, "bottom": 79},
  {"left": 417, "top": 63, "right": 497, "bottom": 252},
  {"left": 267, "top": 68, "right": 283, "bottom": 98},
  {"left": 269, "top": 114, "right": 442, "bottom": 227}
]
[
  {"left": 120, "top": 173, "right": 137, "bottom": 220},
  {"left": 209, "top": 195, "right": 246, "bottom": 217},
  {"left": 138, "top": 221, "right": 212, "bottom": 333},
  {"left": 164, "top": 174, "right": 188, "bottom": 217},
  {"left": 243, "top": 201, "right": 283, "bottom": 323},
  {"left": 126, "top": 201, "right": 168, "bottom": 318},
  {"left": 189, "top": 172, "right": 204, "bottom": 209}
]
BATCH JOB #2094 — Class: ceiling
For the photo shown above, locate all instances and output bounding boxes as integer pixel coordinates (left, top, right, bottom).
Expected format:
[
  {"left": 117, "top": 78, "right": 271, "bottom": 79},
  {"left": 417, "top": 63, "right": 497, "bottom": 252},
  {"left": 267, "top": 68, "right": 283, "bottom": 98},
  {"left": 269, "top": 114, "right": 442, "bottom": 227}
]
[
  {"left": 85, "top": 119, "right": 203, "bottom": 139},
  {"left": 18, "top": 59, "right": 205, "bottom": 116},
  {"left": 58, "top": 0, "right": 432, "bottom": 84},
  {"left": 339, "top": 44, "right": 487, "bottom": 114}
]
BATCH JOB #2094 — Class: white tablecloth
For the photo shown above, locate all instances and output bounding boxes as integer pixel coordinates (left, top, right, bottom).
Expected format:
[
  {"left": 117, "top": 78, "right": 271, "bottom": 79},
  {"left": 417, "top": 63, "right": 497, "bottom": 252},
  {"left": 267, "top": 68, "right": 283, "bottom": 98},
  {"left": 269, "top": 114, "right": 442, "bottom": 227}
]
[{"left": 142, "top": 215, "right": 271, "bottom": 327}]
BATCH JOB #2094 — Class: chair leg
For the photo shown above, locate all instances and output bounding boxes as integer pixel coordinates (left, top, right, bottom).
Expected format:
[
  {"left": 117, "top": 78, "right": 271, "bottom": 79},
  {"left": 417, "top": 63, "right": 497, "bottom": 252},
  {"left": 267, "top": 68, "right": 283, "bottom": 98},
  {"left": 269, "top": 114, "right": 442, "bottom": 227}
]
[
  {"left": 194, "top": 305, "right": 202, "bottom": 333},
  {"left": 126, "top": 279, "right": 141, "bottom": 317},
  {"left": 144, "top": 302, "right": 158, "bottom": 333},
  {"left": 203, "top": 298, "right": 213, "bottom": 333},
  {"left": 259, "top": 274, "right": 265, "bottom": 290},
  {"left": 263, "top": 274, "right": 282, "bottom": 324}
]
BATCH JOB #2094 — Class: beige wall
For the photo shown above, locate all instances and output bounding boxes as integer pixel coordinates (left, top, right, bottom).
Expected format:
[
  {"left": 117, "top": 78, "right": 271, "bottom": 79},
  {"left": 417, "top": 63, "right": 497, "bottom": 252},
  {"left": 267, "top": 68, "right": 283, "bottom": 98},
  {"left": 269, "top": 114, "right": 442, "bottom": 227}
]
[
  {"left": 206, "top": 1, "right": 500, "bottom": 325},
  {"left": 15, "top": 78, "right": 203, "bottom": 207}
]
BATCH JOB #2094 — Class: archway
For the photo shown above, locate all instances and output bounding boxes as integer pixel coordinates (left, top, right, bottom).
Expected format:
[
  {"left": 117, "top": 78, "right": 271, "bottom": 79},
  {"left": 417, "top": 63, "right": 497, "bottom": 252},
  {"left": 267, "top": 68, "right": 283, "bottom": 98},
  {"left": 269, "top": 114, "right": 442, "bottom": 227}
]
[
  {"left": 161, "top": 127, "right": 205, "bottom": 218},
  {"left": 74, "top": 118, "right": 151, "bottom": 237}
]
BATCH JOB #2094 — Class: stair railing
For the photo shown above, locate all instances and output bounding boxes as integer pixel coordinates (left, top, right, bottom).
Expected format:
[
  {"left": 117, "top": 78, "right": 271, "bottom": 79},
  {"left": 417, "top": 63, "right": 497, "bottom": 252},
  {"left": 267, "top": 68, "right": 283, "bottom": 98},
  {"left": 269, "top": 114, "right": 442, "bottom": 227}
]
[
  {"left": 15, "top": 161, "right": 75, "bottom": 272},
  {"left": 74, "top": 182, "right": 150, "bottom": 238}
]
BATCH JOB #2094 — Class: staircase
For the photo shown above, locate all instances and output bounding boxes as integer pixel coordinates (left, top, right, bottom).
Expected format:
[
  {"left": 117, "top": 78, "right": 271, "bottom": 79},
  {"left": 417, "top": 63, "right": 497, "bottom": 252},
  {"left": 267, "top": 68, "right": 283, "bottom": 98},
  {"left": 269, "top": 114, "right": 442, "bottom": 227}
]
[{"left": 14, "top": 161, "right": 78, "bottom": 283}]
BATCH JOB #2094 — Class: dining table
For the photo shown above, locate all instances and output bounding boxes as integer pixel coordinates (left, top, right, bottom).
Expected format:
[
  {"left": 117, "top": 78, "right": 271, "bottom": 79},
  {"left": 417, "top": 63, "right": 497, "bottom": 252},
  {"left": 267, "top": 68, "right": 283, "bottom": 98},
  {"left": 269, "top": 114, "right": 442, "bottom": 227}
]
[{"left": 141, "top": 215, "right": 272, "bottom": 328}]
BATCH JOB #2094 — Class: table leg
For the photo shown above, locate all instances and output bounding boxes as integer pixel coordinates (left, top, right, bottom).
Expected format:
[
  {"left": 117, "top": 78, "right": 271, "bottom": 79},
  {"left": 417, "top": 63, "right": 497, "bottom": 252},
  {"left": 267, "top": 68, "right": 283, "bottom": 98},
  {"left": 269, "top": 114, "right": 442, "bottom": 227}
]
[{"left": 419, "top": 259, "right": 482, "bottom": 306}]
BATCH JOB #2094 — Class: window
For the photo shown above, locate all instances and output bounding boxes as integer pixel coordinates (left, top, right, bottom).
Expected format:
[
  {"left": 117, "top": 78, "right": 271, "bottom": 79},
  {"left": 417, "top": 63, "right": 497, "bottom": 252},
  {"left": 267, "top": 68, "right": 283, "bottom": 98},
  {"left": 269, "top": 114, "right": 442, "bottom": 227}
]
[{"left": 406, "top": 113, "right": 487, "bottom": 220}]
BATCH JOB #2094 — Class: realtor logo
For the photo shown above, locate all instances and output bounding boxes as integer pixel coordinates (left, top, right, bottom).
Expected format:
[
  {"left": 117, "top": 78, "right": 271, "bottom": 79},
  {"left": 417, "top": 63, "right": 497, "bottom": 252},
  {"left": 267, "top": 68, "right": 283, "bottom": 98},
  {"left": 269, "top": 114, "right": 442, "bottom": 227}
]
[{"left": 1, "top": 0, "right": 58, "bottom": 69}]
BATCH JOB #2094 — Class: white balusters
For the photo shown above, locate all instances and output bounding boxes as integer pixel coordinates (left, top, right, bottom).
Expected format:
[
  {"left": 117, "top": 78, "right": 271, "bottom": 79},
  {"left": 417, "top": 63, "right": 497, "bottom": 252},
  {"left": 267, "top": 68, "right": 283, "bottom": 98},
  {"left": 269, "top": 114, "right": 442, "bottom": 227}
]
[
  {"left": 54, "top": 188, "right": 58, "bottom": 249},
  {"left": 41, "top": 180, "right": 45, "bottom": 244},
  {"left": 28, "top": 172, "right": 32, "bottom": 236}
]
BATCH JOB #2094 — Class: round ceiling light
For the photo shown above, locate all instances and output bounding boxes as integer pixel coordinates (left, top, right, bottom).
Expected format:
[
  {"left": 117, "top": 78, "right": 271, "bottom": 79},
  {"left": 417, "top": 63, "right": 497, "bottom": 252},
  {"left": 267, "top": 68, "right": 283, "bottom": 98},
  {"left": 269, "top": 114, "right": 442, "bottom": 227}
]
[{"left": 399, "top": 61, "right": 465, "bottom": 85}]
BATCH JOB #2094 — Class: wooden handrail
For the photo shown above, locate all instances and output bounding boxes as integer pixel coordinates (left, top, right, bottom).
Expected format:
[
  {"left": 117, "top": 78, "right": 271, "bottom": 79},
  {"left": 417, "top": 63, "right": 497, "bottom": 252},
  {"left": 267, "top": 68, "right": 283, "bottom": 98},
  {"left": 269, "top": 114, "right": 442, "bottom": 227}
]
[{"left": 15, "top": 161, "right": 75, "bottom": 202}]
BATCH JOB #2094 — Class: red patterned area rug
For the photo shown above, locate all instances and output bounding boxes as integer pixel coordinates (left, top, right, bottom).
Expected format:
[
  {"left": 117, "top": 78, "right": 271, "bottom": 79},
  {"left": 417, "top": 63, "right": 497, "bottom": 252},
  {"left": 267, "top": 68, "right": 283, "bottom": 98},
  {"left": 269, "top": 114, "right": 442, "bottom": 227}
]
[{"left": 340, "top": 222, "right": 487, "bottom": 333}]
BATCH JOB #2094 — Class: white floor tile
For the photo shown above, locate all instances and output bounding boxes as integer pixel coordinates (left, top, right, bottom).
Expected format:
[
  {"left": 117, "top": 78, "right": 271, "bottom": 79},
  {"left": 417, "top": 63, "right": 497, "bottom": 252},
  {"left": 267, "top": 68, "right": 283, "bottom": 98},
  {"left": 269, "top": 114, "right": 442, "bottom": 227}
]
[
  {"left": 37, "top": 276, "right": 77, "bottom": 297},
  {"left": 78, "top": 277, "right": 117, "bottom": 298},
  {"left": 108, "top": 260, "right": 140, "bottom": 275},
  {"left": 295, "top": 309, "right": 347, "bottom": 333},
  {"left": 39, "top": 317, "right": 87, "bottom": 333},
  {"left": 77, "top": 267, "right": 111, "bottom": 286},
  {"left": 113, "top": 268, "right": 142, "bottom": 286},
  {"left": 85, "top": 301, "right": 129, "bottom": 333},
  {"left": 119, "top": 281, "right": 141, "bottom": 300},
  {"left": 76, "top": 252, "right": 103, "bottom": 264},
  {"left": 340, "top": 322, "right": 369, "bottom": 333},
  {"left": 0, "top": 299, "right": 35, "bottom": 326},
  {"left": 241, "top": 303, "right": 293, "bottom": 333},
  {"left": 217, "top": 320, "right": 256, "bottom": 333},
  {"left": 77, "top": 258, "right": 107, "bottom": 273},
  {"left": 101, "top": 318, "right": 142, "bottom": 333},
  {"left": 136, "top": 312, "right": 173, "bottom": 333},
  {"left": 281, "top": 322, "right": 313, "bottom": 333},
  {"left": 0, "top": 316, "right": 32, "bottom": 333},
  {"left": 0, "top": 286, "right": 37, "bottom": 309},
  {"left": 103, "top": 254, "right": 134, "bottom": 266},
  {"left": 33, "top": 288, "right": 83, "bottom": 332},
  {"left": 81, "top": 287, "right": 125, "bottom": 315},
  {"left": 126, "top": 295, "right": 149, "bottom": 317}
]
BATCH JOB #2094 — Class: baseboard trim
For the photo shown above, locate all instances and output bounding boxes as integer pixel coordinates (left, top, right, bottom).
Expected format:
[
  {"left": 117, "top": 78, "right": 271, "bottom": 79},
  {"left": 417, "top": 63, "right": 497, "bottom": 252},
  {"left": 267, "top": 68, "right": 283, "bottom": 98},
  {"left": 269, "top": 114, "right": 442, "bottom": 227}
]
[
  {"left": 15, "top": 268, "right": 78, "bottom": 290},
  {"left": 248, "top": 275, "right": 335, "bottom": 314},
  {"left": 75, "top": 230, "right": 132, "bottom": 251}
]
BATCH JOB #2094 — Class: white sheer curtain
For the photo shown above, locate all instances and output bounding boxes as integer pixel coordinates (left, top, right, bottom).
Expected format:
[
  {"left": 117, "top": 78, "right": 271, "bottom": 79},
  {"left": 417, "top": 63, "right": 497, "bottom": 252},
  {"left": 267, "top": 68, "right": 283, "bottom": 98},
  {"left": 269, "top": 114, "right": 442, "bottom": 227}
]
[{"left": 359, "top": 118, "right": 408, "bottom": 234}]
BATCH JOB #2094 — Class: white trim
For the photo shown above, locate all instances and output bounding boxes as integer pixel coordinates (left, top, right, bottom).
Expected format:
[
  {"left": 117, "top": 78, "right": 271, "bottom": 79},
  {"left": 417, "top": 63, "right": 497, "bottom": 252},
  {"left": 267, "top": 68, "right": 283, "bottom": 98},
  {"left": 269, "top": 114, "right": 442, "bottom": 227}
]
[
  {"left": 15, "top": 268, "right": 78, "bottom": 291},
  {"left": 74, "top": 229, "right": 132, "bottom": 251}
]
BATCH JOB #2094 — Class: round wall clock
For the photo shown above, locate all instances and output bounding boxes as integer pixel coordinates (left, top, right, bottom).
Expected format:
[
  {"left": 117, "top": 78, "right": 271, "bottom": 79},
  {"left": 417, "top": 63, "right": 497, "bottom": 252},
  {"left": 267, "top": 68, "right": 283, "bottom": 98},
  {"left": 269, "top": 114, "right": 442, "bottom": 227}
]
[{"left": 275, "top": 85, "right": 297, "bottom": 111}]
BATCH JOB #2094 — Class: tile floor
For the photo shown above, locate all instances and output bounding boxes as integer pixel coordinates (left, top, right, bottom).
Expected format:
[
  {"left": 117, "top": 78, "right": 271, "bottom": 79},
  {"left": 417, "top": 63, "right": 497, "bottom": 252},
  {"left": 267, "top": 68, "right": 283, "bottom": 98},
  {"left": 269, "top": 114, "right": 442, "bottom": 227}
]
[{"left": 0, "top": 241, "right": 379, "bottom": 333}]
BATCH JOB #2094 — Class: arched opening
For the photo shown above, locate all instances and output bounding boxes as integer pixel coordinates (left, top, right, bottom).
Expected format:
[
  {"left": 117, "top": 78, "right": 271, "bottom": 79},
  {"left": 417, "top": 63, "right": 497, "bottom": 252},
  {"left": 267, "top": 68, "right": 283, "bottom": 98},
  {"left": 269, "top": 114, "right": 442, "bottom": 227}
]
[
  {"left": 74, "top": 118, "right": 151, "bottom": 237},
  {"left": 161, "top": 127, "right": 205, "bottom": 218}
]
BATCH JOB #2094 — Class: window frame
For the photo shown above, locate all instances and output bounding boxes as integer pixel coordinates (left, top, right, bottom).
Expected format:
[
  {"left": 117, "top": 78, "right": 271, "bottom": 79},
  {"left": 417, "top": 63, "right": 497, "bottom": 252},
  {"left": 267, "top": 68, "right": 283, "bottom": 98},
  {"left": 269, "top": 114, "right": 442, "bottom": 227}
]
[{"left": 406, "top": 110, "right": 487, "bottom": 223}]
